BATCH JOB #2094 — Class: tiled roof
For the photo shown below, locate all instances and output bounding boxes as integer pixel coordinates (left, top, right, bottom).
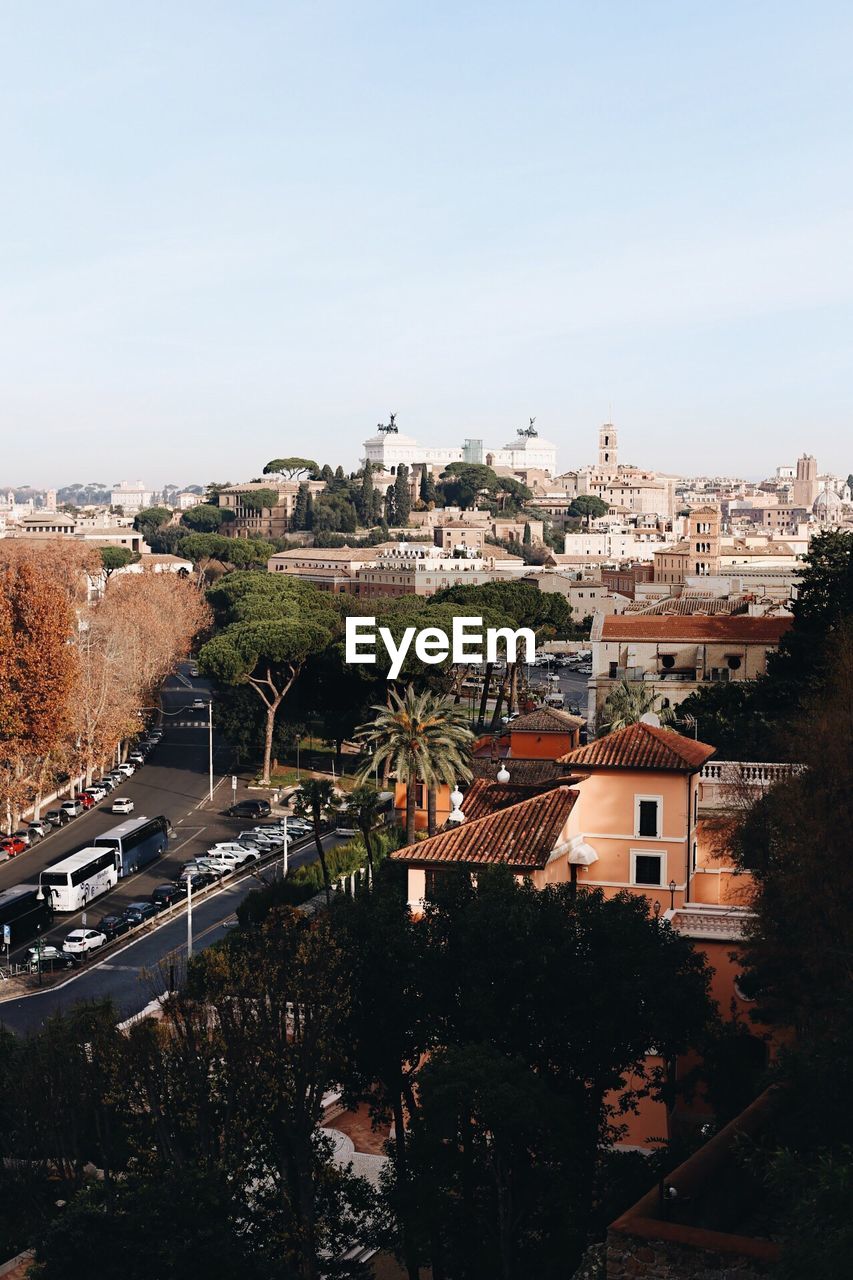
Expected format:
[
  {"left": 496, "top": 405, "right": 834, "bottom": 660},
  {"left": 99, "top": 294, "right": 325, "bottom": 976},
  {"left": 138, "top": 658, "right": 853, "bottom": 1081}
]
[
  {"left": 625, "top": 595, "right": 751, "bottom": 616},
  {"left": 391, "top": 786, "right": 578, "bottom": 869},
  {"left": 559, "top": 723, "right": 716, "bottom": 772},
  {"left": 458, "top": 773, "right": 581, "bottom": 822},
  {"left": 472, "top": 757, "right": 568, "bottom": 786},
  {"left": 600, "top": 615, "right": 791, "bottom": 644},
  {"left": 509, "top": 707, "right": 585, "bottom": 733}
]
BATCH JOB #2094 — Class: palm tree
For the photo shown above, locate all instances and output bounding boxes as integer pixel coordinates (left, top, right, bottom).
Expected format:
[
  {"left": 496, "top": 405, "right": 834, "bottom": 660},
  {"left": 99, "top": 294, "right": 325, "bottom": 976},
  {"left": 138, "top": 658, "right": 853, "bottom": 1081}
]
[
  {"left": 292, "top": 778, "right": 339, "bottom": 906},
  {"left": 344, "top": 784, "right": 383, "bottom": 880},
  {"left": 355, "top": 686, "right": 473, "bottom": 843},
  {"left": 600, "top": 679, "right": 676, "bottom": 732}
]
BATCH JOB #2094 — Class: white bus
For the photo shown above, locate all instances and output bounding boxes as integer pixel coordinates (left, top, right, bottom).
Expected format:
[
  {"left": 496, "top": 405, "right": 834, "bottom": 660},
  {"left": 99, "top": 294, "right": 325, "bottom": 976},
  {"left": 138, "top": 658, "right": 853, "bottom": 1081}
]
[{"left": 38, "top": 847, "right": 119, "bottom": 913}]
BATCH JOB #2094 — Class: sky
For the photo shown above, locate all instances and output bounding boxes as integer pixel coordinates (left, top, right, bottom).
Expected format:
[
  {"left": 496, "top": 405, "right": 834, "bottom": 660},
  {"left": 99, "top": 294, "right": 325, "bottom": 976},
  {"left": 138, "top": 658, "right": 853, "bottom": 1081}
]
[{"left": 0, "top": 1, "right": 851, "bottom": 488}]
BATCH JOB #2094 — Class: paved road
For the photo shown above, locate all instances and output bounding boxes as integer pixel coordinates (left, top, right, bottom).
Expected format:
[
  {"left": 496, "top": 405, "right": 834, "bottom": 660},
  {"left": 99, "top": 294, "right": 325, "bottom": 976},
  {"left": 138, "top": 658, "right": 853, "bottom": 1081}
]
[
  {"left": 0, "top": 829, "right": 342, "bottom": 1034},
  {"left": 0, "top": 663, "right": 343, "bottom": 1033}
]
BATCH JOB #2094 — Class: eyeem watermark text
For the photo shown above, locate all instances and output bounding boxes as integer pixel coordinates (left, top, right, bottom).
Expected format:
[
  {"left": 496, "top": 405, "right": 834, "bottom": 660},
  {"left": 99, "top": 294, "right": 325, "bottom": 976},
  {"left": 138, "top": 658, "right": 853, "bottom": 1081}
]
[{"left": 345, "top": 615, "right": 536, "bottom": 680}]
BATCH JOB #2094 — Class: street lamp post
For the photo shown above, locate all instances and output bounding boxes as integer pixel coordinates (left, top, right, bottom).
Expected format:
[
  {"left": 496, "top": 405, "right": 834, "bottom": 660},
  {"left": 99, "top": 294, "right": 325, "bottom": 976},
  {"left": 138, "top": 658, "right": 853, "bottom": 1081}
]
[
  {"left": 282, "top": 814, "right": 288, "bottom": 880},
  {"left": 187, "top": 875, "right": 194, "bottom": 961},
  {"left": 208, "top": 701, "right": 214, "bottom": 803}
]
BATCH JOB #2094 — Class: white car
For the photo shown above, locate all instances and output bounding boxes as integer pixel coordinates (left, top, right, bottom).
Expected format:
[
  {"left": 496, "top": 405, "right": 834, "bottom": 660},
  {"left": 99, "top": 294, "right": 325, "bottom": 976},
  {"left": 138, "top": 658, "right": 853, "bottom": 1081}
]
[
  {"left": 192, "top": 698, "right": 206, "bottom": 709},
  {"left": 112, "top": 797, "right": 135, "bottom": 814},
  {"left": 211, "top": 842, "right": 260, "bottom": 860},
  {"left": 201, "top": 851, "right": 243, "bottom": 872},
  {"left": 115, "top": 762, "right": 135, "bottom": 777},
  {"left": 86, "top": 786, "right": 107, "bottom": 802},
  {"left": 62, "top": 928, "right": 107, "bottom": 956}
]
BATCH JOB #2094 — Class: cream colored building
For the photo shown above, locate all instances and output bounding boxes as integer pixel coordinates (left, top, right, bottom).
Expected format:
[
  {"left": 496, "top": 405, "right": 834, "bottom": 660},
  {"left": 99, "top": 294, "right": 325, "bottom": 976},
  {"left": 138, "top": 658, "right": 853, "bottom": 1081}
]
[{"left": 588, "top": 612, "right": 792, "bottom": 731}]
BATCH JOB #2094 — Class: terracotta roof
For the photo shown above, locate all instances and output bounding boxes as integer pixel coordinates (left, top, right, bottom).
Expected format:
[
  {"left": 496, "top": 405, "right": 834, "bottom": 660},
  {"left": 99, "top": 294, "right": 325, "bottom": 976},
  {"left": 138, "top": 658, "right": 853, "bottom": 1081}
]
[
  {"left": 458, "top": 772, "right": 582, "bottom": 822},
  {"left": 472, "top": 757, "right": 569, "bottom": 786},
  {"left": 599, "top": 615, "right": 791, "bottom": 644},
  {"left": 559, "top": 723, "right": 715, "bottom": 772},
  {"left": 509, "top": 706, "right": 585, "bottom": 734},
  {"left": 391, "top": 786, "right": 578, "bottom": 869}
]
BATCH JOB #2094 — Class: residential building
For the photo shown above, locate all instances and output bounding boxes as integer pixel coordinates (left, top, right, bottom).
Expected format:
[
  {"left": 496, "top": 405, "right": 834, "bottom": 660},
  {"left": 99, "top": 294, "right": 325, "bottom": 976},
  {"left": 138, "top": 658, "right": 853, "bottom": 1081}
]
[
  {"left": 563, "top": 524, "right": 677, "bottom": 562},
  {"left": 587, "top": 612, "right": 791, "bottom": 730},
  {"left": 355, "top": 543, "right": 526, "bottom": 598},
  {"left": 524, "top": 570, "right": 626, "bottom": 619},
  {"left": 109, "top": 481, "right": 153, "bottom": 514},
  {"left": 266, "top": 545, "right": 384, "bottom": 592},
  {"left": 218, "top": 480, "right": 325, "bottom": 541}
]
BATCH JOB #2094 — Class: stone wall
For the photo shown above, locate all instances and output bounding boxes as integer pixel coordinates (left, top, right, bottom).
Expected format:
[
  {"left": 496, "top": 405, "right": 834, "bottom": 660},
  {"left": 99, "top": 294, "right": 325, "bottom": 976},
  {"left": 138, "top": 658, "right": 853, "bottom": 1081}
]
[{"left": 606, "top": 1229, "right": 774, "bottom": 1278}]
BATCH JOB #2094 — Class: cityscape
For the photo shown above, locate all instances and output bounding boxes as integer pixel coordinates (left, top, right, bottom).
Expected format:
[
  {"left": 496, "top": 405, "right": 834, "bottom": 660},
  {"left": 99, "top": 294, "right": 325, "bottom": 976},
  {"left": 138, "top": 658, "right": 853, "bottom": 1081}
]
[{"left": 1, "top": 5, "right": 852, "bottom": 1280}]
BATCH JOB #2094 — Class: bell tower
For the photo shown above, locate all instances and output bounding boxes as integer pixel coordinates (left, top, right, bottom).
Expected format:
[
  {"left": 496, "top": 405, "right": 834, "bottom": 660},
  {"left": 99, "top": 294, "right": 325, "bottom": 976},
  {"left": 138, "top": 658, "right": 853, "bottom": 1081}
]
[{"left": 598, "top": 423, "right": 618, "bottom": 475}]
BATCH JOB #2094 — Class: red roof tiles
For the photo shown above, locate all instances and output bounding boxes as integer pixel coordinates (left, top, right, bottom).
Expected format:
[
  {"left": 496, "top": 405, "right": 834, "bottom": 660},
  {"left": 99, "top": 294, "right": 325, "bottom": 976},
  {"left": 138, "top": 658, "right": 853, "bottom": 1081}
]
[
  {"left": 600, "top": 615, "right": 791, "bottom": 645},
  {"left": 559, "top": 723, "right": 716, "bottom": 772},
  {"left": 509, "top": 707, "right": 585, "bottom": 734},
  {"left": 391, "top": 786, "right": 579, "bottom": 869}
]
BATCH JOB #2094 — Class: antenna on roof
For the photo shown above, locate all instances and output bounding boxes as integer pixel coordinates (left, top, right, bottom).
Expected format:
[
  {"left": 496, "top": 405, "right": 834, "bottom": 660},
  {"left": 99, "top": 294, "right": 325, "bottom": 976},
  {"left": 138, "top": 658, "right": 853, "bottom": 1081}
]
[{"left": 639, "top": 712, "right": 661, "bottom": 728}]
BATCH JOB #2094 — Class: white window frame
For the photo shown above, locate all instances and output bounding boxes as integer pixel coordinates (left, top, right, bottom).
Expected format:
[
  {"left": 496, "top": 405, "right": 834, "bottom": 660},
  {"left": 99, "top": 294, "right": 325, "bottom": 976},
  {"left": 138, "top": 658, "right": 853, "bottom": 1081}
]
[
  {"left": 630, "top": 848, "right": 667, "bottom": 888},
  {"left": 634, "top": 794, "right": 663, "bottom": 839}
]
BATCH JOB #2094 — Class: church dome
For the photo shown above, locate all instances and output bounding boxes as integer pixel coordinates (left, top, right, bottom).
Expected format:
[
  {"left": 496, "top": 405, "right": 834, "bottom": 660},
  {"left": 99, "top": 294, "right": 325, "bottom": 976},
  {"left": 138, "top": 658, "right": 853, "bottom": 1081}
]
[{"left": 813, "top": 488, "right": 844, "bottom": 523}]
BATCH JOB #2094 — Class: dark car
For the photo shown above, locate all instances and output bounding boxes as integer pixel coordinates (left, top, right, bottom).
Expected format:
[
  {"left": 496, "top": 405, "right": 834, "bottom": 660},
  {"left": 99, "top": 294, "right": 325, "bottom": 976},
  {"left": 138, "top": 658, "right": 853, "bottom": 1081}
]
[
  {"left": 98, "top": 914, "right": 131, "bottom": 942},
  {"left": 225, "top": 799, "right": 271, "bottom": 820},
  {"left": 151, "top": 884, "right": 180, "bottom": 909},
  {"left": 44, "top": 809, "right": 65, "bottom": 827},
  {"left": 174, "top": 872, "right": 209, "bottom": 894},
  {"left": 122, "top": 901, "right": 158, "bottom": 926}
]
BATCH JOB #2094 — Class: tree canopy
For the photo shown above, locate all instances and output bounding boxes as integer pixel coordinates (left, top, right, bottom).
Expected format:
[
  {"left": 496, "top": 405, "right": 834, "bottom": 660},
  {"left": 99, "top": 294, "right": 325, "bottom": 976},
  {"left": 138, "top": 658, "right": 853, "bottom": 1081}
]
[
  {"left": 262, "top": 457, "right": 318, "bottom": 480},
  {"left": 180, "top": 503, "right": 227, "bottom": 533},
  {"left": 200, "top": 574, "right": 337, "bottom": 784}
]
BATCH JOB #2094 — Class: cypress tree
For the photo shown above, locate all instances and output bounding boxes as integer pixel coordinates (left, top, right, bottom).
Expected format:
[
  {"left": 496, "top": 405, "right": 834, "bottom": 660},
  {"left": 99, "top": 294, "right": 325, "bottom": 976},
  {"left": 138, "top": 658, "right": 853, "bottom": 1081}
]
[
  {"left": 523, "top": 521, "right": 532, "bottom": 546},
  {"left": 291, "top": 483, "right": 309, "bottom": 531},
  {"left": 394, "top": 464, "right": 411, "bottom": 526},
  {"left": 360, "top": 466, "right": 374, "bottom": 526}
]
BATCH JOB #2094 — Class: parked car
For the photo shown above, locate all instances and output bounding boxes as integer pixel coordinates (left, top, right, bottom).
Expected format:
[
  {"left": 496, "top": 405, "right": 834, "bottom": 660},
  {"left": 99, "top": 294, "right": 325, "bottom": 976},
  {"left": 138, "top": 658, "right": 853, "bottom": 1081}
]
[
  {"left": 11, "top": 829, "right": 31, "bottom": 848},
  {"left": 44, "top": 809, "right": 64, "bottom": 827},
  {"left": 151, "top": 884, "right": 181, "bottom": 909},
  {"left": 148, "top": 728, "right": 163, "bottom": 741},
  {"left": 174, "top": 873, "right": 208, "bottom": 893},
  {"left": 105, "top": 771, "right": 123, "bottom": 785},
  {"left": 0, "top": 837, "right": 28, "bottom": 857},
  {"left": 84, "top": 785, "right": 107, "bottom": 802},
  {"left": 77, "top": 792, "right": 95, "bottom": 810},
  {"left": 212, "top": 843, "right": 260, "bottom": 864},
  {"left": 181, "top": 860, "right": 218, "bottom": 881},
  {"left": 98, "top": 776, "right": 116, "bottom": 792},
  {"left": 60, "top": 799, "right": 84, "bottom": 818},
  {"left": 225, "top": 799, "right": 270, "bottom": 819},
  {"left": 98, "top": 914, "right": 131, "bottom": 942},
  {"left": 192, "top": 697, "right": 206, "bottom": 709},
  {"left": 128, "top": 752, "right": 145, "bottom": 766},
  {"left": 188, "top": 663, "right": 199, "bottom": 677},
  {"left": 212, "top": 839, "right": 260, "bottom": 855},
  {"left": 121, "top": 901, "right": 158, "bottom": 926},
  {"left": 115, "top": 763, "right": 135, "bottom": 778},
  {"left": 112, "top": 797, "right": 135, "bottom": 814},
  {"left": 201, "top": 855, "right": 241, "bottom": 875},
  {"left": 28, "top": 821, "right": 49, "bottom": 840},
  {"left": 62, "top": 928, "right": 107, "bottom": 956},
  {"left": 26, "top": 943, "right": 76, "bottom": 971}
]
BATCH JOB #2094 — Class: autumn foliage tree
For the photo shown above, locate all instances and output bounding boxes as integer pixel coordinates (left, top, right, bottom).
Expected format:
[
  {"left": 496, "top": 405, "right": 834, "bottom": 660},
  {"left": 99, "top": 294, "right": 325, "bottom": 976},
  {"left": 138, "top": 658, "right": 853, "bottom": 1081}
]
[
  {"left": 0, "top": 556, "right": 78, "bottom": 825},
  {"left": 0, "top": 546, "right": 210, "bottom": 820}
]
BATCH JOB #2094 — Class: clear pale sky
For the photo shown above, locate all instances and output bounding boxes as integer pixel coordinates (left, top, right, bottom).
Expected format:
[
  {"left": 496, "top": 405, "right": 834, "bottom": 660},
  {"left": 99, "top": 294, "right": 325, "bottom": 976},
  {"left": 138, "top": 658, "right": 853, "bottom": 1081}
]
[{"left": 1, "top": 1, "right": 851, "bottom": 488}]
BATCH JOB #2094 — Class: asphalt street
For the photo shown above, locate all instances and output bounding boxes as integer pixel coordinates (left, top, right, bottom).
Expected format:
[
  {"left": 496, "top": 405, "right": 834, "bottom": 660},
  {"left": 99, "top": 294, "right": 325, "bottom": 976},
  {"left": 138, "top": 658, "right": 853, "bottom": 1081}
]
[{"left": 0, "top": 664, "right": 336, "bottom": 1034}]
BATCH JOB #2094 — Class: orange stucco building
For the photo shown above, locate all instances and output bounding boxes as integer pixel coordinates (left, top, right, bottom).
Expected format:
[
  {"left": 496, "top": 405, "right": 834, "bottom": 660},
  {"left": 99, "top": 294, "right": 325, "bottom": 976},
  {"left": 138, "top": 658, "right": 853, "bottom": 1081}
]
[{"left": 390, "top": 722, "right": 768, "bottom": 1150}]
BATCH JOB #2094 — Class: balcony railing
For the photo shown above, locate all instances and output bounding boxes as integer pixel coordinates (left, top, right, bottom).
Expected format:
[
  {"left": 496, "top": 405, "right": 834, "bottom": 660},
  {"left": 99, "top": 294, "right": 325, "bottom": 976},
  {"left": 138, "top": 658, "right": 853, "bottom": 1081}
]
[{"left": 698, "top": 760, "right": 803, "bottom": 810}]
